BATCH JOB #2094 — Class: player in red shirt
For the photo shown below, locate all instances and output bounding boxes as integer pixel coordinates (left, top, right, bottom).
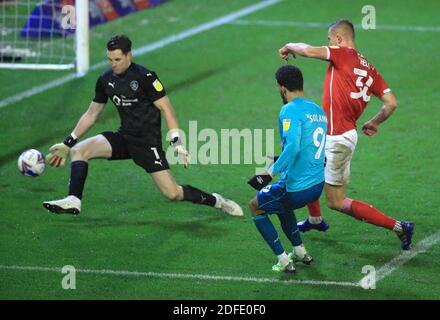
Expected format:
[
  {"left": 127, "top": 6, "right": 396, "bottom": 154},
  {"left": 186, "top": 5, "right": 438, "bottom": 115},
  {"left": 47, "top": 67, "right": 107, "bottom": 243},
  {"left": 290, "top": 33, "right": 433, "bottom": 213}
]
[{"left": 278, "top": 19, "right": 414, "bottom": 250}]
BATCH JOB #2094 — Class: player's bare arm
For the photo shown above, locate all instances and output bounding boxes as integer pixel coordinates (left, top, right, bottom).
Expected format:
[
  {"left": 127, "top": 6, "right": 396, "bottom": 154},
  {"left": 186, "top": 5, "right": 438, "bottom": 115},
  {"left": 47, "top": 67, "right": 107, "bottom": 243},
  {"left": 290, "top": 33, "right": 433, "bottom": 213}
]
[
  {"left": 46, "top": 101, "right": 106, "bottom": 167},
  {"left": 279, "top": 43, "right": 328, "bottom": 61},
  {"left": 153, "top": 96, "right": 190, "bottom": 168},
  {"left": 153, "top": 95, "right": 179, "bottom": 131},
  {"left": 71, "top": 101, "right": 106, "bottom": 139},
  {"left": 362, "top": 92, "right": 398, "bottom": 137}
]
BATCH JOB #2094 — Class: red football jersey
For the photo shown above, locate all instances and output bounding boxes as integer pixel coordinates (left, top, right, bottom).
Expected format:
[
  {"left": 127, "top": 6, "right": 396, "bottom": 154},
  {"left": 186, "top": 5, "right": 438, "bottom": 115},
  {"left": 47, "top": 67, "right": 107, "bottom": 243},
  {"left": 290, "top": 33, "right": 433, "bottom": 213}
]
[{"left": 322, "top": 46, "right": 390, "bottom": 135}]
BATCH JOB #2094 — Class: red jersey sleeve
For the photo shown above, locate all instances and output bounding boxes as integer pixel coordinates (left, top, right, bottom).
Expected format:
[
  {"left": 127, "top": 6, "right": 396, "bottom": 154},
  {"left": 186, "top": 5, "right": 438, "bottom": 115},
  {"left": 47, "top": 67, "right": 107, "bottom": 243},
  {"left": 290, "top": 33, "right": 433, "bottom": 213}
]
[
  {"left": 370, "top": 71, "right": 391, "bottom": 98},
  {"left": 326, "top": 46, "right": 350, "bottom": 68}
]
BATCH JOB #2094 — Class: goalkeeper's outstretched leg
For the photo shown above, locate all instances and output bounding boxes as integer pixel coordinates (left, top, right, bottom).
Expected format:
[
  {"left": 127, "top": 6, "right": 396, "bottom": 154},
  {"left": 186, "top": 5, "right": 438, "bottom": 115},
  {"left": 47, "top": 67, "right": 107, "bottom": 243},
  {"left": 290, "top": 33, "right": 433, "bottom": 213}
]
[
  {"left": 43, "top": 134, "right": 113, "bottom": 215},
  {"left": 43, "top": 133, "right": 243, "bottom": 216}
]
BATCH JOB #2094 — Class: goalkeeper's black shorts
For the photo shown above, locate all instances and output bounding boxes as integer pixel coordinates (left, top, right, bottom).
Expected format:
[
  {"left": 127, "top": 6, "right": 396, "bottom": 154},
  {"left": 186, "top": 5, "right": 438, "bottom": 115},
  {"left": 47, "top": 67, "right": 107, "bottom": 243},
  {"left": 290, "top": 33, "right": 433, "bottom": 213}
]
[{"left": 101, "top": 131, "right": 169, "bottom": 173}]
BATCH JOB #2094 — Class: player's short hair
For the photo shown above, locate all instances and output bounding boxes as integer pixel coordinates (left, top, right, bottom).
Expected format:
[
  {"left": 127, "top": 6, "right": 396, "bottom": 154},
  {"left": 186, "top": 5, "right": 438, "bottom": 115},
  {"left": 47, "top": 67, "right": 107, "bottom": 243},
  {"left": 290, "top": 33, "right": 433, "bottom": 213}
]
[
  {"left": 107, "top": 35, "right": 132, "bottom": 54},
  {"left": 328, "top": 19, "right": 355, "bottom": 40},
  {"left": 275, "top": 65, "right": 303, "bottom": 92}
]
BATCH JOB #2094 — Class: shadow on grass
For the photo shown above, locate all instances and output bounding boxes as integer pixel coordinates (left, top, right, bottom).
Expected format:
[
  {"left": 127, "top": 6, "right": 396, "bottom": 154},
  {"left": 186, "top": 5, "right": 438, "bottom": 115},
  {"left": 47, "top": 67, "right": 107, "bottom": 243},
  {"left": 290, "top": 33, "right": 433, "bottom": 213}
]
[
  {"left": 307, "top": 231, "right": 402, "bottom": 265},
  {"left": 53, "top": 214, "right": 228, "bottom": 238}
]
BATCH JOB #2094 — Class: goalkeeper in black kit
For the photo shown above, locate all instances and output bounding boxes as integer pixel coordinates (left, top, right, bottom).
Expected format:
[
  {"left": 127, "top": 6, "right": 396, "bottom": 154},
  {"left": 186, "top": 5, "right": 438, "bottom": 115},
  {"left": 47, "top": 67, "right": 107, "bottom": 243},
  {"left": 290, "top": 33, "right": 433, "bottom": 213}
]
[{"left": 43, "top": 35, "right": 243, "bottom": 217}]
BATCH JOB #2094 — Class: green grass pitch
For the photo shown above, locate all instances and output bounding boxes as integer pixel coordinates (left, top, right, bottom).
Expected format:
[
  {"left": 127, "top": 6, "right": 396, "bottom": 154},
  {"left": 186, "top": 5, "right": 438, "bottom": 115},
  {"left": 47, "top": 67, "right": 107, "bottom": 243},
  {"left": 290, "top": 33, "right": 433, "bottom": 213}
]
[{"left": 0, "top": 0, "right": 439, "bottom": 299}]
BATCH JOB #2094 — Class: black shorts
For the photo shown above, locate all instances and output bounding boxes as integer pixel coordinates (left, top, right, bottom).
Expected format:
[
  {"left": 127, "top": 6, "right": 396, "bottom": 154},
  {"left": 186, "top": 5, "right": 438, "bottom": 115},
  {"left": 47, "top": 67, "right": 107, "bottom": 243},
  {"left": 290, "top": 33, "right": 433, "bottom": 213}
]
[{"left": 101, "top": 131, "right": 170, "bottom": 173}]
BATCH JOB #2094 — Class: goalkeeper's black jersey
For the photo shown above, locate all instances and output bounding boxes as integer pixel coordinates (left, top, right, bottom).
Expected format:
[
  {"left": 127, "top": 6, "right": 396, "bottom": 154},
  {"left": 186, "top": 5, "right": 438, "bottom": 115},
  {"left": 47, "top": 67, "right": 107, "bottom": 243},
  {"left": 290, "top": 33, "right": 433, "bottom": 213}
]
[{"left": 93, "top": 62, "right": 167, "bottom": 146}]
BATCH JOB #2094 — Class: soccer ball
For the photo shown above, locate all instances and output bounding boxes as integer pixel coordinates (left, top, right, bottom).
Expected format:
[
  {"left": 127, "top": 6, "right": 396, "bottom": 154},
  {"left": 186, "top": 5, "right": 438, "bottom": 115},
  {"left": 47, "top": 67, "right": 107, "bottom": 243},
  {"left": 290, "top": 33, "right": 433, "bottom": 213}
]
[{"left": 18, "top": 149, "right": 45, "bottom": 177}]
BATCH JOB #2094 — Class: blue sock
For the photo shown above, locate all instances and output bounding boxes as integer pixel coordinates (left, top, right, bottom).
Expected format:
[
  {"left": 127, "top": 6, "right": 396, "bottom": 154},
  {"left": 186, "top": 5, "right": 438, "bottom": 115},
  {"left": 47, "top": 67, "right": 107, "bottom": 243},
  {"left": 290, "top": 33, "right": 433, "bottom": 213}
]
[
  {"left": 252, "top": 214, "right": 284, "bottom": 255},
  {"left": 277, "top": 209, "right": 302, "bottom": 247}
]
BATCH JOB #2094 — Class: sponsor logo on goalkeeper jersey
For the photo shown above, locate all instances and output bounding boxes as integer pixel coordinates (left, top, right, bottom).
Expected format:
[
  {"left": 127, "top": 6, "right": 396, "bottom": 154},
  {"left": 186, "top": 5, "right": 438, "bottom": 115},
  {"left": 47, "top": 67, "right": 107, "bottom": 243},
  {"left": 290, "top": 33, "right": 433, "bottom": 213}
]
[{"left": 112, "top": 95, "right": 138, "bottom": 107}]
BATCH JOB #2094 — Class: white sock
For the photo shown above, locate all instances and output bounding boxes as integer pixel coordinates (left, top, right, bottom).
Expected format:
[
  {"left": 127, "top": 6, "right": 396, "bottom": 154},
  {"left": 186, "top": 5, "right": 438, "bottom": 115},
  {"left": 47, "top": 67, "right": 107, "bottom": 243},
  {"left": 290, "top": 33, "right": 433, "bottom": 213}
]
[
  {"left": 294, "top": 245, "right": 306, "bottom": 259},
  {"left": 277, "top": 252, "right": 290, "bottom": 265},
  {"left": 67, "top": 195, "right": 81, "bottom": 204},
  {"left": 308, "top": 216, "right": 322, "bottom": 224},
  {"left": 213, "top": 194, "right": 222, "bottom": 209},
  {"left": 393, "top": 221, "right": 403, "bottom": 233}
]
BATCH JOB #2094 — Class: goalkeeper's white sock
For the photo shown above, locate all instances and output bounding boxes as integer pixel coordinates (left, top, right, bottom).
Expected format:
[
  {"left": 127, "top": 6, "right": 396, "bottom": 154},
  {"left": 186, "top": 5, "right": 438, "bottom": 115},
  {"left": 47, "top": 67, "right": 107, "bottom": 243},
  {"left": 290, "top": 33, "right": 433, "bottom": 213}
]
[{"left": 66, "top": 195, "right": 81, "bottom": 208}]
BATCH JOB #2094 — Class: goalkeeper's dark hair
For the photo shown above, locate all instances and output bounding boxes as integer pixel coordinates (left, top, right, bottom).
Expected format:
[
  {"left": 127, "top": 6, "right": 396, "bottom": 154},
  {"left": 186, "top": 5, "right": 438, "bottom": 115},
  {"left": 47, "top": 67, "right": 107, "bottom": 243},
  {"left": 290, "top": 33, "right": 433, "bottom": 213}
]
[
  {"left": 275, "top": 65, "right": 303, "bottom": 92},
  {"left": 107, "top": 35, "right": 132, "bottom": 54},
  {"left": 328, "top": 19, "right": 355, "bottom": 40}
]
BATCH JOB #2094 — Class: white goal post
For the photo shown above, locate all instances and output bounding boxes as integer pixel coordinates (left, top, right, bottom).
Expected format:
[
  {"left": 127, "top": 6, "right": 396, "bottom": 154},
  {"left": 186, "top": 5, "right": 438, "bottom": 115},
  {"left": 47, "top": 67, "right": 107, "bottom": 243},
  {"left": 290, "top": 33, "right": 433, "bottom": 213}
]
[
  {"left": 0, "top": 0, "right": 89, "bottom": 76},
  {"left": 75, "top": 0, "right": 89, "bottom": 76}
]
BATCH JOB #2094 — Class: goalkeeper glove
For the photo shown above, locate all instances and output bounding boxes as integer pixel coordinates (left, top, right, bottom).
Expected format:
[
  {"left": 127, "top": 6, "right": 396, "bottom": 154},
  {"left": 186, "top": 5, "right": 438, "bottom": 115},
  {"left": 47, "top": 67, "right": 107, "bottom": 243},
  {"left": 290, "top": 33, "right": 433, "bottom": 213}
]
[
  {"left": 170, "top": 134, "right": 189, "bottom": 168},
  {"left": 45, "top": 134, "right": 77, "bottom": 167},
  {"left": 247, "top": 174, "right": 272, "bottom": 191}
]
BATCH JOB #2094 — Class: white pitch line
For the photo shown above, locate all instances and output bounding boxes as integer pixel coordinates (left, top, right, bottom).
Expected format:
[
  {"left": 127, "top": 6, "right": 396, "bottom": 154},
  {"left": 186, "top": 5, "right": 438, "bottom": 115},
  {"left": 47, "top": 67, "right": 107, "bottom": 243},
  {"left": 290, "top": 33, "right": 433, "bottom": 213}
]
[
  {"left": 358, "top": 229, "right": 440, "bottom": 286},
  {"left": 3, "top": 233, "right": 439, "bottom": 290},
  {"left": 0, "top": 264, "right": 360, "bottom": 288},
  {"left": 231, "top": 19, "right": 440, "bottom": 32},
  {"left": 0, "top": 0, "right": 282, "bottom": 109}
]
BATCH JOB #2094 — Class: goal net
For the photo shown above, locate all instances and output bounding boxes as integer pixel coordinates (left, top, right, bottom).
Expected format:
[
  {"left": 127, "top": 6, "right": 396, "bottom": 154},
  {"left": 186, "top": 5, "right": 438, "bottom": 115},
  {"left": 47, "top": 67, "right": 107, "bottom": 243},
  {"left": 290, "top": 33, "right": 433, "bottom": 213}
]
[{"left": 0, "top": 0, "right": 89, "bottom": 75}]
